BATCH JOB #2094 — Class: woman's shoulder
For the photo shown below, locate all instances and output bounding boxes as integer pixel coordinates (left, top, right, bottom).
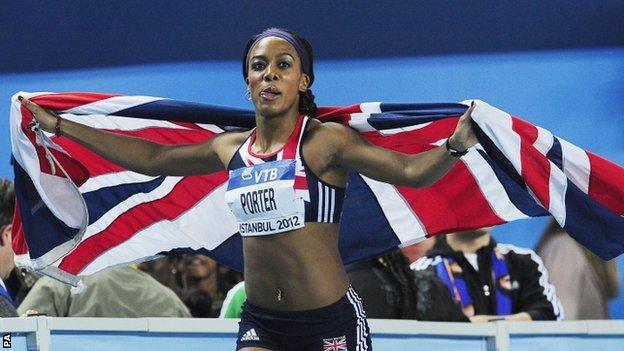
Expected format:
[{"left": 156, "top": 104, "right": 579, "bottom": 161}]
[
  {"left": 307, "top": 118, "right": 349, "bottom": 131},
  {"left": 209, "top": 130, "right": 253, "bottom": 168},
  {"left": 213, "top": 129, "right": 252, "bottom": 148},
  {"left": 304, "top": 119, "right": 354, "bottom": 144}
]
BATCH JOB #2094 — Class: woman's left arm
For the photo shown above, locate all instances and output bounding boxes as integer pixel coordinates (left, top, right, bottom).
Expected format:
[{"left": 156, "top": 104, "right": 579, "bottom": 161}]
[{"left": 333, "top": 102, "right": 477, "bottom": 188}]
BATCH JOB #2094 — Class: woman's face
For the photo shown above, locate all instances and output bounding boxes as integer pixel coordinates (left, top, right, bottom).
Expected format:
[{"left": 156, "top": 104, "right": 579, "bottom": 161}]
[{"left": 246, "top": 37, "right": 310, "bottom": 118}]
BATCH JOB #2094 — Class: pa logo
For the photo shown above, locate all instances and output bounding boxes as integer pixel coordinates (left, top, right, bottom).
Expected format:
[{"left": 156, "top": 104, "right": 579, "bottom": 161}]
[{"left": 2, "top": 333, "right": 11, "bottom": 348}]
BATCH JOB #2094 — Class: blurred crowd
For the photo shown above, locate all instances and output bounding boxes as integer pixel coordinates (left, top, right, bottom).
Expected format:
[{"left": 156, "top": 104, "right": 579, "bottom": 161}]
[{"left": 0, "top": 178, "right": 619, "bottom": 321}]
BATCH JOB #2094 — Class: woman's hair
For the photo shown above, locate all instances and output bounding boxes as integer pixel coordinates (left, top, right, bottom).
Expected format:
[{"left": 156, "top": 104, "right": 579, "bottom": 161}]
[
  {"left": 378, "top": 250, "right": 417, "bottom": 318},
  {"left": 242, "top": 28, "right": 317, "bottom": 116},
  {"left": 298, "top": 88, "right": 317, "bottom": 116}
]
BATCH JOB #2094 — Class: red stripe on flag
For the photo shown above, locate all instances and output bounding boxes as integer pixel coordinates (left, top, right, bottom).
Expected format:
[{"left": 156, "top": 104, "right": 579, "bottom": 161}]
[
  {"left": 113, "top": 127, "right": 216, "bottom": 145},
  {"left": 395, "top": 151, "right": 504, "bottom": 236},
  {"left": 31, "top": 92, "right": 121, "bottom": 111},
  {"left": 11, "top": 199, "right": 29, "bottom": 255},
  {"left": 512, "top": 117, "right": 551, "bottom": 208},
  {"left": 363, "top": 127, "right": 504, "bottom": 234},
  {"left": 587, "top": 152, "right": 624, "bottom": 215},
  {"left": 315, "top": 104, "right": 363, "bottom": 122},
  {"left": 363, "top": 117, "right": 459, "bottom": 148},
  {"left": 58, "top": 171, "right": 228, "bottom": 275},
  {"left": 53, "top": 127, "right": 217, "bottom": 177}
]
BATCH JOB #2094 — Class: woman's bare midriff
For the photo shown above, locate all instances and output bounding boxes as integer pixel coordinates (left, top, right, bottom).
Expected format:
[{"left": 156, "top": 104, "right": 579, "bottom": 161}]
[{"left": 243, "top": 222, "right": 350, "bottom": 311}]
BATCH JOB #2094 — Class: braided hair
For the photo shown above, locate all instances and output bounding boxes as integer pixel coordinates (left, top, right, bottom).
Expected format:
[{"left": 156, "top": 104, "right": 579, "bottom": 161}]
[
  {"left": 377, "top": 250, "right": 417, "bottom": 318},
  {"left": 299, "top": 88, "right": 317, "bottom": 116}
]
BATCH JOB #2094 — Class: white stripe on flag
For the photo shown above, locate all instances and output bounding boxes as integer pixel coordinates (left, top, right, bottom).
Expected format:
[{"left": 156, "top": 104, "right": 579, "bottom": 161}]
[
  {"left": 533, "top": 125, "right": 554, "bottom": 156},
  {"left": 462, "top": 146, "right": 529, "bottom": 222},
  {"left": 361, "top": 176, "right": 427, "bottom": 245},
  {"left": 559, "top": 138, "right": 591, "bottom": 194},
  {"left": 80, "top": 171, "right": 159, "bottom": 193},
  {"left": 348, "top": 113, "right": 376, "bottom": 132},
  {"left": 348, "top": 102, "right": 382, "bottom": 132},
  {"left": 360, "top": 102, "right": 382, "bottom": 114},
  {"left": 63, "top": 95, "right": 164, "bottom": 115},
  {"left": 194, "top": 123, "right": 225, "bottom": 134},
  {"left": 61, "top": 113, "right": 193, "bottom": 132},
  {"left": 469, "top": 100, "right": 523, "bottom": 176},
  {"left": 38, "top": 173, "right": 86, "bottom": 229},
  {"left": 548, "top": 163, "right": 568, "bottom": 226},
  {"left": 378, "top": 122, "right": 432, "bottom": 136},
  {"left": 79, "top": 183, "right": 238, "bottom": 275},
  {"left": 80, "top": 176, "right": 183, "bottom": 241}
]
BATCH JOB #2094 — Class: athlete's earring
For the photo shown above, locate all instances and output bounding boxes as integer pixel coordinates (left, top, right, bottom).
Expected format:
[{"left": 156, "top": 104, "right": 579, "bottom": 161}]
[{"left": 245, "top": 89, "right": 252, "bottom": 101}]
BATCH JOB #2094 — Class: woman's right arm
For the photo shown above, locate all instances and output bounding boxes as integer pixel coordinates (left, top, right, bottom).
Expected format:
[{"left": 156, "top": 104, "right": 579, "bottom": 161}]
[{"left": 19, "top": 96, "right": 227, "bottom": 176}]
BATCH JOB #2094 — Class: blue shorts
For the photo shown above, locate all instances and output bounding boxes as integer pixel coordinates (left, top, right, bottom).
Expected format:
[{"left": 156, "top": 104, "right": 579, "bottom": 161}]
[{"left": 236, "top": 285, "right": 372, "bottom": 351}]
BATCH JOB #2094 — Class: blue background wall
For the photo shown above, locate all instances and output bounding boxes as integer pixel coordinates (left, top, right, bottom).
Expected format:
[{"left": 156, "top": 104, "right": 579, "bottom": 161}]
[{"left": 1, "top": 1, "right": 623, "bottom": 317}]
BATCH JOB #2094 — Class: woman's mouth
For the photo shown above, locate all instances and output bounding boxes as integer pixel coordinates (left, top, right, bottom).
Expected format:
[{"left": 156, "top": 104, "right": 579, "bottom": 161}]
[{"left": 260, "top": 87, "right": 281, "bottom": 101}]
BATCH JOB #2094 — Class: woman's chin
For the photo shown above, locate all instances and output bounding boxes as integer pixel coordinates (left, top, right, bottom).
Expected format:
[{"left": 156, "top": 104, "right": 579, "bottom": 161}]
[{"left": 257, "top": 105, "right": 287, "bottom": 118}]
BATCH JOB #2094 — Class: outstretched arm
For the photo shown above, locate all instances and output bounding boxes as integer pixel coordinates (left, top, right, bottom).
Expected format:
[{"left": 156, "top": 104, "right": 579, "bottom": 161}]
[
  {"left": 19, "top": 96, "right": 228, "bottom": 176},
  {"left": 334, "top": 102, "right": 477, "bottom": 187}
]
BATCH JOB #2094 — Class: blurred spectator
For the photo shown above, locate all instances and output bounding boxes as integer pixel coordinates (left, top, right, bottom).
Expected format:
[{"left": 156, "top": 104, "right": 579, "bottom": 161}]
[
  {"left": 0, "top": 293, "right": 17, "bottom": 317},
  {"left": 217, "top": 264, "right": 244, "bottom": 298},
  {"left": 536, "top": 219, "right": 619, "bottom": 319},
  {"left": 400, "top": 237, "right": 436, "bottom": 263},
  {"left": 0, "top": 178, "right": 37, "bottom": 317},
  {"left": 413, "top": 228, "right": 563, "bottom": 322},
  {"left": 219, "top": 281, "right": 246, "bottom": 318},
  {"left": 18, "top": 266, "right": 191, "bottom": 317},
  {"left": 140, "top": 254, "right": 243, "bottom": 317},
  {"left": 183, "top": 286, "right": 213, "bottom": 318},
  {"left": 348, "top": 249, "right": 467, "bottom": 321},
  {"left": 138, "top": 255, "right": 186, "bottom": 296},
  {"left": 0, "top": 208, "right": 17, "bottom": 317},
  {"left": 183, "top": 254, "right": 220, "bottom": 309}
]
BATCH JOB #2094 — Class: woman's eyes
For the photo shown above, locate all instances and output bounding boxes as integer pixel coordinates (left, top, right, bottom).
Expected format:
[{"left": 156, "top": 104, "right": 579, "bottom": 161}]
[
  {"left": 251, "top": 62, "right": 266, "bottom": 71},
  {"left": 251, "top": 60, "right": 291, "bottom": 71}
]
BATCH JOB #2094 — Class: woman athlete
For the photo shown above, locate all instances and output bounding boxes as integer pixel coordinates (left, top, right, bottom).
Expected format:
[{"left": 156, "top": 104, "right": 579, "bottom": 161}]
[{"left": 19, "top": 28, "right": 477, "bottom": 351}]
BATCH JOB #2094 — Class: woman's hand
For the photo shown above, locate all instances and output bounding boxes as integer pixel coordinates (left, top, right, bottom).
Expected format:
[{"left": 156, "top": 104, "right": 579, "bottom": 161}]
[
  {"left": 447, "top": 101, "right": 478, "bottom": 152},
  {"left": 18, "top": 96, "right": 58, "bottom": 133}
]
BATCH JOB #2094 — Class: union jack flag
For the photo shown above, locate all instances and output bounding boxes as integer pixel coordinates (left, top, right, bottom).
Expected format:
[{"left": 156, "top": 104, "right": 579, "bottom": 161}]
[
  {"left": 323, "top": 336, "right": 348, "bottom": 351},
  {"left": 9, "top": 92, "right": 624, "bottom": 284}
]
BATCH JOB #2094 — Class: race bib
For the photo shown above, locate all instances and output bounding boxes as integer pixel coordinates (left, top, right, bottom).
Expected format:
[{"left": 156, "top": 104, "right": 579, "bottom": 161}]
[{"left": 225, "top": 159, "right": 305, "bottom": 236}]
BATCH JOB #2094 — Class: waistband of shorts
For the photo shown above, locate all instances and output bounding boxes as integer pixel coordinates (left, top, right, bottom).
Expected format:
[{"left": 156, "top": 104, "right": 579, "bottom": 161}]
[{"left": 243, "top": 284, "right": 358, "bottom": 318}]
